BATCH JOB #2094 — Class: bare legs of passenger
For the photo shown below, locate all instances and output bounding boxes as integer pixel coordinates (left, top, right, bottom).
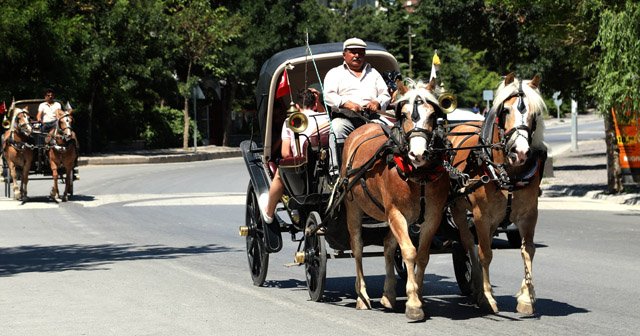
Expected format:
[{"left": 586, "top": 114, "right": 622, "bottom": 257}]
[{"left": 258, "top": 170, "right": 284, "bottom": 224}]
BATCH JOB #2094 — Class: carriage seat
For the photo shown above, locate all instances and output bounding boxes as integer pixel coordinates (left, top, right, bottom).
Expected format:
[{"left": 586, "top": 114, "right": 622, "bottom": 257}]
[{"left": 278, "top": 154, "right": 311, "bottom": 198}]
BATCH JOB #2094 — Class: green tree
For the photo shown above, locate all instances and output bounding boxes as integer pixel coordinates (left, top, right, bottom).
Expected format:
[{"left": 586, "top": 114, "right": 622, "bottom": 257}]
[
  {"left": 169, "top": 0, "right": 243, "bottom": 149},
  {"left": 593, "top": 1, "right": 640, "bottom": 193}
]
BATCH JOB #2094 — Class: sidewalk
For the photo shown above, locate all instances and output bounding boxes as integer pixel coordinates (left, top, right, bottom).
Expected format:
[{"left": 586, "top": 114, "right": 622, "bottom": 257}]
[
  {"left": 541, "top": 137, "right": 640, "bottom": 206},
  {"left": 77, "top": 118, "right": 640, "bottom": 206},
  {"left": 77, "top": 145, "right": 241, "bottom": 166}
]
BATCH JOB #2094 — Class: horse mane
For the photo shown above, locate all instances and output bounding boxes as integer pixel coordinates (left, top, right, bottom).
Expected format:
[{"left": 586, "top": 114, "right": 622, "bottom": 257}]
[
  {"left": 10, "top": 108, "right": 24, "bottom": 129},
  {"left": 492, "top": 78, "right": 547, "bottom": 148},
  {"left": 396, "top": 78, "right": 439, "bottom": 107}
]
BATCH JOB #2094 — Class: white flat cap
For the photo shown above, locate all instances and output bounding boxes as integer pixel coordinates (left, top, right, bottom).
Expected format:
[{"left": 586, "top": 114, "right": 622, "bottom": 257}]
[{"left": 343, "top": 37, "right": 367, "bottom": 50}]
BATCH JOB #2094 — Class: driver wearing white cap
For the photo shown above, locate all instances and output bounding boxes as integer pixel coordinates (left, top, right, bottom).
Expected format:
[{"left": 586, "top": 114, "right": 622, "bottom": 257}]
[{"left": 323, "top": 37, "right": 391, "bottom": 171}]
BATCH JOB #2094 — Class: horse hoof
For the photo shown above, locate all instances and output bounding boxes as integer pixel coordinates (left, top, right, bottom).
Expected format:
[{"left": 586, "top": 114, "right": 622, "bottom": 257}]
[
  {"left": 380, "top": 296, "right": 396, "bottom": 310},
  {"left": 478, "top": 295, "right": 499, "bottom": 314},
  {"left": 355, "top": 297, "right": 371, "bottom": 310},
  {"left": 405, "top": 306, "right": 425, "bottom": 321},
  {"left": 517, "top": 300, "right": 535, "bottom": 315}
]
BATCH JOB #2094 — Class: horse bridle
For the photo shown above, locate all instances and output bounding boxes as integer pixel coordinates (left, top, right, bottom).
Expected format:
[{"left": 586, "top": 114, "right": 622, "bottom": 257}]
[
  {"left": 394, "top": 95, "right": 447, "bottom": 162},
  {"left": 13, "top": 110, "right": 32, "bottom": 136},
  {"left": 55, "top": 113, "right": 74, "bottom": 142},
  {"left": 494, "top": 80, "right": 538, "bottom": 156}
]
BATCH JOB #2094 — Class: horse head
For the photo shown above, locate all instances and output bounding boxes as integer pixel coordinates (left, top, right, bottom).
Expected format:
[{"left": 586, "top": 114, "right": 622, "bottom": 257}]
[
  {"left": 11, "top": 108, "right": 33, "bottom": 137},
  {"left": 393, "top": 79, "right": 447, "bottom": 167},
  {"left": 491, "top": 73, "right": 546, "bottom": 166},
  {"left": 56, "top": 112, "right": 74, "bottom": 141}
]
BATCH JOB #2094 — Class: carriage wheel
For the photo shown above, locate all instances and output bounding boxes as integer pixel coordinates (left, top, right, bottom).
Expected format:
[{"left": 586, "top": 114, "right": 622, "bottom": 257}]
[
  {"left": 303, "top": 211, "right": 327, "bottom": 302},
  {"left": 452, "top": 241, "right": 474, "bottom": 296},
  {"left": 393, "top": 246, "right": 408, "bottom": 281},
  {"left": 245, "top": 183, "right": 269, "bottom": 286},
  {"left": 2, "top": 155, "right": 11, "bottom": 198}
]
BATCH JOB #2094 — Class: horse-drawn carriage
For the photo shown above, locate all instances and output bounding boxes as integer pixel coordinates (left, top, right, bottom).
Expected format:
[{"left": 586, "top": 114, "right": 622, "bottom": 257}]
[
  {"left": 238, "top": 43, "right": 481, "bottom": 318},
  {"left": 1, "top": 99, "right": 77, "bottom": 201},
  {"left": 239, "top": 41, "right": 548, "bottom": 319}
]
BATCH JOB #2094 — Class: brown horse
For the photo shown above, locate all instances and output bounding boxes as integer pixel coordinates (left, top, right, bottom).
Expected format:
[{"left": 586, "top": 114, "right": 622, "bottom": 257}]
[
  {"left": 47, "top": 111, "right": 78, "bottom": 201},
  {"left": 1, "top": 107, "right": 34, "bottom": 200},
  {"left": 448, "top": 73, "right": 547, "bottom": 315},
  {"left": 341, "top": 81, "right": 450, "bottom": 320}
]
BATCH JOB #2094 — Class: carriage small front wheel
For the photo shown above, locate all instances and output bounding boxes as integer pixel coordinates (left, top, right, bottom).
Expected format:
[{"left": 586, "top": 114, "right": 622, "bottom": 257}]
[
  {"left": 393, "top": 246, "right": 408, "bottom": 281},
  {"left": 244, "top": 183, "right": 269, "bottom": 286},
  {"left": 452, "top": 241, "right": 474, "bottom": 296},
  {"left": 302, "top": 211, "right": 327, "bottom": 302}
]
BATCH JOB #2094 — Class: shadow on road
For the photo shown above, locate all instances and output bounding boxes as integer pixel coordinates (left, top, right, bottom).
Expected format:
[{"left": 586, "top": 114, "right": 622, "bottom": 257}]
[
  {"left": 262, "top": 272, "right": 587, "bottom": 321},
  {"left": 0, "top": 243, "right": 235, "bottom": 276}
]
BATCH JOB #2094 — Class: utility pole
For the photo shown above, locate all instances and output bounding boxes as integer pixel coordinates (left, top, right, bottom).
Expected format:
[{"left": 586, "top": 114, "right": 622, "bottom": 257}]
[{"left": 408, "top": 25, "right": 413, "bottom": 77}]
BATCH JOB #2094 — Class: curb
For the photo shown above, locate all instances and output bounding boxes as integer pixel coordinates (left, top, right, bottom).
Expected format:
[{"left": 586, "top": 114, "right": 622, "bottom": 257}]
[{"left": 77, "top": 148, "right": 242, "bottom": 166}]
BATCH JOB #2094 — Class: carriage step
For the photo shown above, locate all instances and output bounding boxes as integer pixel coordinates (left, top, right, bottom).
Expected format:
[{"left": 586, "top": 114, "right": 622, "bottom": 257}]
[{"left": 284, "top": 262, "right": 303, "bottom": 267}]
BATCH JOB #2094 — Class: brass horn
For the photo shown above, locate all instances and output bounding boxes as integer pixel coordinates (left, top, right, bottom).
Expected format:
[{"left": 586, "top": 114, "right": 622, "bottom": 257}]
[
  {"left": 438, "top": 92, "right": 457, "bottom": 114},
  {"left": 2, "top": 117, "right": 9, "bottom": 129},
  {"left": 287, "top": 111, "right": 308, "bottom": 133}
]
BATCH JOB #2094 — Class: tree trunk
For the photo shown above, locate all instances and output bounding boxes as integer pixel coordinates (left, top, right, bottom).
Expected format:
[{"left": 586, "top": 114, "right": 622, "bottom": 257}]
[
  {"left": 183, "top": 62, "right": 193, "bottom": 150},
  {"left": 183, "top": 97, "right": 190, "bottom": 150},
  {"left": 604, "top": 109, "right": 624, "bottom": 194},
  {"left": 86, "top": 82, "right": 98, "bottom": 154},
  {"left": 222, "top": 81, "right": 237, "bottom": 147}
]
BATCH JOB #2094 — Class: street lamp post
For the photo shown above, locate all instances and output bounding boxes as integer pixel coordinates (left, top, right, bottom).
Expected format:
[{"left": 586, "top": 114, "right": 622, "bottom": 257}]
[{"left": 408, "top": 25, "right": 414, "bottom": 77}]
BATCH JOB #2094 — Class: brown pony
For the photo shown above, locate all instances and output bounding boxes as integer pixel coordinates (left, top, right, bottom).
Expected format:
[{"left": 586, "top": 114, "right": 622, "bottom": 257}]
[
  {"left": 448, "top": 73, "right": 547, "bottom": 315},
  {"left": 1, "top": 107, "right": 34, "bottom": 200},
  {"left": 341, "top": 81, "right": 449, "bottom": 320},
  {"left": 47, "top": 110, "right": 78, "bottom": 201}
]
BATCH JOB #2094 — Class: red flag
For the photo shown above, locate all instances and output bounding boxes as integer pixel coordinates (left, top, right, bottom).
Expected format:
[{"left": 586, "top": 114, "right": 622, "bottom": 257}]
[
  {"left": 0, "top": 101, "right": 5, "bottom": 115},
  {"left": 275, "top": 70, "right": 290, "bottom": 99}
]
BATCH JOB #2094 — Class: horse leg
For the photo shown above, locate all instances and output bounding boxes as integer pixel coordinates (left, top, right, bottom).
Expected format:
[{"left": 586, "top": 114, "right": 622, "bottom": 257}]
[
  {"left": 50, "top": 154, "right": 60, "bottom": 199},
  {"left": 20, "top": 158, "right": 31, "bottom": 201},
  {"left": 513, "top": 187, "right": 539, "bottom": 315},
  {"left": 62, "top": 165, "right": 72, "bottom": 202},
  {"left": 387, "top": 207, "right": 423, "bottom": 320},
  {"left": 7, "top": 160, "right": 20, "bottom": 200},
  {"left": 413, "top": 181, "right": 448, "bottom": 308},
  {"left": 346, "top": 202, "right": 371, "bottom": 310},
  {"left": 473, "top": 214, "right": 499, "bottom": 313},
  {"left": 380, "top": 232, "right": 397, "bottom": 310}
]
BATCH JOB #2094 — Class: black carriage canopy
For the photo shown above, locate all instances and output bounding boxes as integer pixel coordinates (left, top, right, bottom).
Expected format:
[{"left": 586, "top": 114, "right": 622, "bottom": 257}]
[
  {"left": 4, "top": 99, "right": 68, "bottom": 121},
  {"left": 255, "top": 42, "right": 399, "bottom": 160}
]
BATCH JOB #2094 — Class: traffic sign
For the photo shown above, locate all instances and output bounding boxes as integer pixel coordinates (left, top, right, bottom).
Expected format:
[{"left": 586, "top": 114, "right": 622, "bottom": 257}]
[
  {"left": 482, "top": 90, "right": 493, "bottom": 101},
  {"left": 552, "top": 91, "right": 562, "bottom": 107}
]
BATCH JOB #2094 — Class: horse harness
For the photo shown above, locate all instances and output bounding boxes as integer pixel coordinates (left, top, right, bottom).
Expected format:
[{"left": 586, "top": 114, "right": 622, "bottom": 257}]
[
  {"left": 336, "top": 99, "right": 448, "bottom": 225},
  {"left": 4, "top": 111, "right": 34, "bottom": 152},
  {"left": 46, "top": 114, "right": 76, "bottom": 153},
  {"left": 448, "top": 79, "right": 547, "bottom": 208}
]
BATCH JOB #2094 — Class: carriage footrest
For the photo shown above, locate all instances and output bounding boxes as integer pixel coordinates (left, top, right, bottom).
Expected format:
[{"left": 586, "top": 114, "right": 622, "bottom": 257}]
[{"left": 283, "top": 262, "right": 303, "bottom": 267}]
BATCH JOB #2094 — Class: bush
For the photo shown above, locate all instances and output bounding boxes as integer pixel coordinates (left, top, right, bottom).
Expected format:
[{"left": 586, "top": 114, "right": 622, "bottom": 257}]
[{"left": 141, "top": 106, "right": 183, "bottom": 148}]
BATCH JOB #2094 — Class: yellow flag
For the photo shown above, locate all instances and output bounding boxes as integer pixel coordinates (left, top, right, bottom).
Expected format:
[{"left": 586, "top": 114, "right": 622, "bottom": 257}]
[{"left": 430, "top": 50, "right": 440, "bottom": 81}]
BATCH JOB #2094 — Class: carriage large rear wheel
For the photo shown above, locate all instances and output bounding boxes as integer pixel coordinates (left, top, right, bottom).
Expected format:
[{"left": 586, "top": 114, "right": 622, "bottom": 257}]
[
  {"left": 2, "top": 155, "right": 10, "bottom": 198},
  {"left": 245, "top": 183, "right": 269, "bottom": 286},
  {"left": 303, "top": 211, "right": 327, "bottom": 302},
  {"left": 452, "top": 241, "right": 474, "bottom": 296}
]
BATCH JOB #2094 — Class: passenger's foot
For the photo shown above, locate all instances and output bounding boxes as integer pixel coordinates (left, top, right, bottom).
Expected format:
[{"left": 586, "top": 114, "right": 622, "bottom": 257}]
[{"left": 257, "top": 194, "right": 273, "bottom": 224}]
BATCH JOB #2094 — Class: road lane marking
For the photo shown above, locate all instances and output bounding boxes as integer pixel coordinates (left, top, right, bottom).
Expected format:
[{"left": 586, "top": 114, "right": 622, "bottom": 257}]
[
  {"left": 1, "top": 193, "right": 635, "bottom": 212},
  {"left": 538, "top": 197, "right": 640, "bottom": 212}
]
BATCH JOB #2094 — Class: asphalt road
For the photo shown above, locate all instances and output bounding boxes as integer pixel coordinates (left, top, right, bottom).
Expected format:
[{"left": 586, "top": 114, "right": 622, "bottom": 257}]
[{"left": 1, "top": 158, "right": 640, "bottom": 335}]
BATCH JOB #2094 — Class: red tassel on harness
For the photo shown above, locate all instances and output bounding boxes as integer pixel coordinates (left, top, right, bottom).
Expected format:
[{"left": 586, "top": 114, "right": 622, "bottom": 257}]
[{"left": 393, "top": 154, "right": 413, "bottom": 174}]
